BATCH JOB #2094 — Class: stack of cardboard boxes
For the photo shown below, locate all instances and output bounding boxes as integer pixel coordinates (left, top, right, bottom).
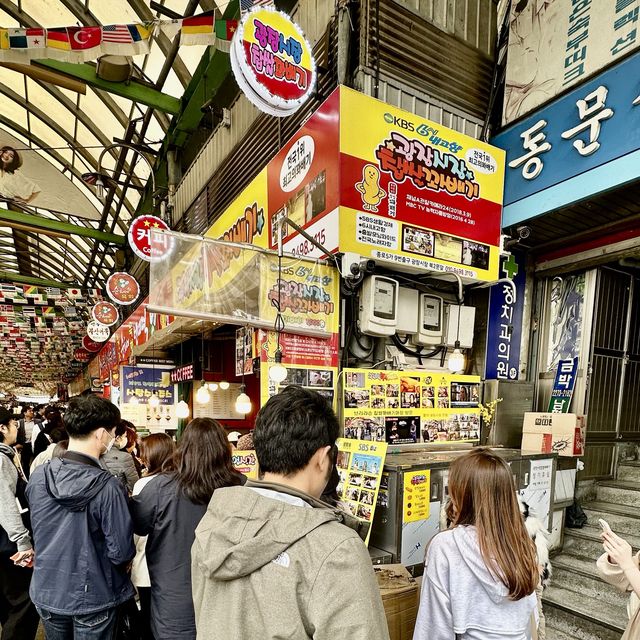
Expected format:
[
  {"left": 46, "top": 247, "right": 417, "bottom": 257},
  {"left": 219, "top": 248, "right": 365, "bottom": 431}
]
[
  {"left": 521, "top": 412, "right": 585, "bottom": 457},
  {"left": 375, "top": 564, "right": 419, "bottom": 640}
]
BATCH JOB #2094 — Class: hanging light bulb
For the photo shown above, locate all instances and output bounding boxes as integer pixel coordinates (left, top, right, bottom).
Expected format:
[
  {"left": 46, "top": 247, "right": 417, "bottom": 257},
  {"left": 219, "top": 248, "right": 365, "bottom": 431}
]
[
  {"left": 129, "top": 396, "right": 139, "bottom": 405},
  {"left": 176, "top": 399, "right": 190, "bottom": 419},
  {"left": 235, "top": 384, "right": 252, "bottom": 415},
  {"left": 208, "top": 382, "right": 219, "bottom": 391},
  {"left": 447, "top": 342, "right": 465, "bottom": 373},
  {"left": 196, "top": 381, "right": 211, "bottom": 404},
  {"left": 148, "top": 392, "right": 160, "bottom": 408},
  {"left": 219, "top": 381, "right": 230, "bottom": 390},
  {"left": 95, "top": 175, "right": 104, "bottom": 199},
  {"left": 268, "top": 350, "right": 287, "bottom": 383}
]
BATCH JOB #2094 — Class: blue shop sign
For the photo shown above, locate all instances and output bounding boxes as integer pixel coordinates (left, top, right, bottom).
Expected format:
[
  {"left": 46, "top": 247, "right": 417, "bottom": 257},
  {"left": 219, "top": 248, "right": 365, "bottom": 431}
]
[
  {"left": 493, "top": 51, "right": 640, "bottom": 228},
  {"left": 122, "top": 366, "right": 174, "bottom": 405},
  {"left": 485, "top": 251, "right": 526, "bottom": 380}
]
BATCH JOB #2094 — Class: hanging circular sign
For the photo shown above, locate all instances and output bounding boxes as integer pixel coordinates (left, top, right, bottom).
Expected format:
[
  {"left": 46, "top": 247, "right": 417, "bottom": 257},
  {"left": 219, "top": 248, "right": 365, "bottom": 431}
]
[
  {"left": 73, "top": 348, "right": 91, "bottom": 363},
  {"left": 106, "top": 272, "right": 140, "bottom": 305},
  {"left": 231, "top": 7, "right": 316, "bottom": 116},
  {"left": 127, "top": 215, "right": 173, "bottom": 263},
  {"left": 87, "top": 320, "right": 111, "bottom": 343},
  {"left": 91, "top": 302, "right": 119, "bottom": 327},
  {"left": 82, "top": 335, "right": 103, "bottom": 353}
]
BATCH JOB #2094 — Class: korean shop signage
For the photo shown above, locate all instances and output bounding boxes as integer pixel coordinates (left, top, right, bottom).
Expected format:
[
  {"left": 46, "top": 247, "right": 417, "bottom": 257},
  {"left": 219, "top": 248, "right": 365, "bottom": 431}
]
[
  {"left": 170, "top": 362, "right": 200, "bottom": 384},
  {"left": 548, "top": 358, "right": 579, "bottom": 413},
  {"left": 492, "top": 51, "right": 640, "bottom": 227},
  {"left": 485, "top": 251, "right": 526, "bottom": 381}
]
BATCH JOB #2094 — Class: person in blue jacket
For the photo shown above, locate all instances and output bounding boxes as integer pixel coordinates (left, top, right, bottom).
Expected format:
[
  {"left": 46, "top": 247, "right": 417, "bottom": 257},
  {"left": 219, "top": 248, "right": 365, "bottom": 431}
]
[{"left": 26, "top": 394, "right": 135, "bottom": 640}]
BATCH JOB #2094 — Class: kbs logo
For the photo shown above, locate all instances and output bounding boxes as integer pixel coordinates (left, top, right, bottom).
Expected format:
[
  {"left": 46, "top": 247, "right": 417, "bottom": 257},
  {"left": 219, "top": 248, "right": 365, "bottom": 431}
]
[{"left": 384, "top": 112, "right": 415, "bottom": 132}]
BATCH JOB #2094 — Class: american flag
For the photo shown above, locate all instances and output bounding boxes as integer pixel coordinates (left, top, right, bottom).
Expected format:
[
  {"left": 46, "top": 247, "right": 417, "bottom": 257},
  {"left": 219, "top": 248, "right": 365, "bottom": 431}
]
[
  {"left": 102, "top": 24, "right": 133, "bottom": 43},
  {"left": 240, "top": 0, "right": 275, "bottom": 11}
]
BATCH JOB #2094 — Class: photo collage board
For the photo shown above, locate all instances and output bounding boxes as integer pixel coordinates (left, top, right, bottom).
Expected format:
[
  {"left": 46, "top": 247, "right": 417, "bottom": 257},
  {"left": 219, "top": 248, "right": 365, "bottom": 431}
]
[
  {"left": 335, "top": 438, "right": 388, "bottom": 544},
  {"left": 343, "top": 368, "right": 481, "bottom": 445}
]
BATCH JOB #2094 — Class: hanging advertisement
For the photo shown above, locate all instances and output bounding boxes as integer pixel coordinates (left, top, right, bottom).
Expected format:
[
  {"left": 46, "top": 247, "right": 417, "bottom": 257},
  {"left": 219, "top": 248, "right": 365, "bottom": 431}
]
[
  {"left": 106, "top": 272, "right": 140, "bottom": 305},
  {"left": 548, "top": 357, "right": 579, "bottom": 413},
  {"left": 336, "top": 438, "right": 388, "bottom": 545},
  {"left": 87, "top": 320, "right": 111, "bottom": 343},
  {"left": 503, "top": 2, "right": 640, "bottom": 125},
  {"left": 338, "top": 88, "right": 503, "bottom": 282},
  {"left": 230, "top": 7, "right": 316, "bottom": 117},
  {"left": 91, "top": 301, "right": 119, "bottom": 327},
  {"left": 121, "top": 365, "right": 175, "bottom": 405},
  {"left": 128, "top": 215, "right": 174, "bottom": 262},
  {"left": 342, "top": 368, "right": 481, "bottom": 444},
  {"left": 235, "top": 327, "right": 255, "bottom": 376}
]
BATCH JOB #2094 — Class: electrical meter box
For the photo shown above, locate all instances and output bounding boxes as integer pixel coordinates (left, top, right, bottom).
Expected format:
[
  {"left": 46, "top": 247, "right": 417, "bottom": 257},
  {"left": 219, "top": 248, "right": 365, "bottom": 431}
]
[
  {"left": 397, "top": 288, "right": 420, "bottom": 335},
  {"left": 445, "top": 305, "right": 475, "bottom": 348},
  {"left": 359, "top": 276, "right": 399, "bottom": 336},
  {"left": 415, "top": 294, "right": 444, "bottom": 345}
]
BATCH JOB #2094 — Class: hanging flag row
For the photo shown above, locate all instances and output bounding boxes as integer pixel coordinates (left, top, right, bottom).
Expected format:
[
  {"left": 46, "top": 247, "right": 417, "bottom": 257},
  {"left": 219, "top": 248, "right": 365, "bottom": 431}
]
[{"left": 0, "top": 12, "right": 239, "bottom": 64}]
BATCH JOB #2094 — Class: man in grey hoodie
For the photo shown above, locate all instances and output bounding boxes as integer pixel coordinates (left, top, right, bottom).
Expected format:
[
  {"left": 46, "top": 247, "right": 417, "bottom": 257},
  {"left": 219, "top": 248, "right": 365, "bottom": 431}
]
[{"left": 191, "top": 385, "right": 390, "bottom": 640}]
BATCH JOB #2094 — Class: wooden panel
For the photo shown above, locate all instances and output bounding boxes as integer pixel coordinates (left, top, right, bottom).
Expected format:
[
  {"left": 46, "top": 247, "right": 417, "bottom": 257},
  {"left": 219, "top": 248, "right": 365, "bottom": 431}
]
[{"left": 580, "top": 444, "right": 615, "bottom": 480}]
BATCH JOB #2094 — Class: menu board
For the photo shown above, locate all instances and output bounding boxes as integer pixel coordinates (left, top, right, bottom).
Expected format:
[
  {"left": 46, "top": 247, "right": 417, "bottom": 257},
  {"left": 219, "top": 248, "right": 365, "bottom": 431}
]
[
  {"left": 403, "top": 470, "right": 431, "bottom": 523},
  {"left": 342, "top": 368, "right": 481, "bottom": 444},
  {"left": 193, "top": 383, "right": 244, "bottom": 420},
  {"left": 335, "top": 438, "right": 388, "bottom": 545}
]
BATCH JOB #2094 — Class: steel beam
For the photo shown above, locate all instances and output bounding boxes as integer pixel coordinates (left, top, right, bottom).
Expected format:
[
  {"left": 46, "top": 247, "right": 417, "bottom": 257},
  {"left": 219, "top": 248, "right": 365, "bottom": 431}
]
[
  {"left": 0, "top": 271, "right": 74, "bottom": 289},
  {"left": 0, "top": 209, "right": 126, "bottom": 245},
  {"left": 32, "top": 60, "right": 182, "bottom": 116}
]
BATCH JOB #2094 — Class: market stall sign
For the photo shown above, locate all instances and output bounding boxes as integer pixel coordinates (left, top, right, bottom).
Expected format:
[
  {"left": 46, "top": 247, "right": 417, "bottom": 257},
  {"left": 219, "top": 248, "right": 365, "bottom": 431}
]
[
  {"left": 170, "top": 362, "right": 200, "bottom": 384},
  {"left": 73, "top": 347, "right": 91, "bottom": 363},
  {"left": 128, "top": 215, "right": 173, "bottom": 262},
  {"left": 91, "top": 301, "right": 119, "bottom": 327},
  {"left": 106, "top": 272, "right": 140, "bottom": 305},
  {"left": 87, "top": 320, "right": 111, "bottom": 343},
  {"left": 82, "top": 335, "right": 103, "bottom": 353},
  {"left": 231, "top": 7, "right": 316, "bottom": 117}
]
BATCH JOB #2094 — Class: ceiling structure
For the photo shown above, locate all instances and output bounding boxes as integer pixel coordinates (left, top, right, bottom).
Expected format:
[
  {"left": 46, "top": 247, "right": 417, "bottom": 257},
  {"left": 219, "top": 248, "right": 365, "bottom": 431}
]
[{"left": 0, "top": 0, "right": 216, "bottom": 394}]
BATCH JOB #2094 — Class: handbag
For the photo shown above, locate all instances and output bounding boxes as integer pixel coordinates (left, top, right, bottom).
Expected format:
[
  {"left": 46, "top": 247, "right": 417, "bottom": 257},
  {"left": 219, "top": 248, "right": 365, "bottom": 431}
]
[{"left": 115, "top": 598, "right": 141, "bottom": 640}]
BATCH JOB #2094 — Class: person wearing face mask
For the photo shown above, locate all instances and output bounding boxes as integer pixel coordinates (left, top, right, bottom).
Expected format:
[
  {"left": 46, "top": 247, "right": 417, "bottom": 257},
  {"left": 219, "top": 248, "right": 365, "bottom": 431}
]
[
  {"left": 101, "top": 420, "right": 140, "bottom": 492},
  {"left": 25, "top": 394, "right": 135, "bottom": 639}
]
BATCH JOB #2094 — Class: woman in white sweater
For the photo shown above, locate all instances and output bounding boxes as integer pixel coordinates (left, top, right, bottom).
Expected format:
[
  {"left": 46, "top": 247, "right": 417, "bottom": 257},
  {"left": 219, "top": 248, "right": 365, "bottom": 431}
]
[{"left": 414, "top": 448, "right": 539, "bottom": 640}]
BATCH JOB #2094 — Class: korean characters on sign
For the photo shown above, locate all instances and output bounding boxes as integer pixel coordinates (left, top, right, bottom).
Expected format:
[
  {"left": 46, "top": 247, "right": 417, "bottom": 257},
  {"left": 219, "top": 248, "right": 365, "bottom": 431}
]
[{"left": 128, "top": 215, "right": 174, "bottom": 262}]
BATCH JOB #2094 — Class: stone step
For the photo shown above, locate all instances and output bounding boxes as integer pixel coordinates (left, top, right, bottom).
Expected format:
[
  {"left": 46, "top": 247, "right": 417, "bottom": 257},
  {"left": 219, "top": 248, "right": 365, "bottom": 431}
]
[
  {"left": 583, "top": 502, "right": 640, "bottom": 537},
  {"left": 617, "top": 461, "right": 640, "bottom": 483},
  {"left": 545, "top": 627, "right": 579, "bottom": 640},
  {"left": 563, "top": 525, "right": 640, "bottom": 559},
  {"left": 551, "top": 553, "right": 628, "bottom": 609},
  {"left": 596, "top": 481, "right": 640, "bottom": 508},
  {"left": 543, "top": 584, "right": 626, "bottom": 640}
]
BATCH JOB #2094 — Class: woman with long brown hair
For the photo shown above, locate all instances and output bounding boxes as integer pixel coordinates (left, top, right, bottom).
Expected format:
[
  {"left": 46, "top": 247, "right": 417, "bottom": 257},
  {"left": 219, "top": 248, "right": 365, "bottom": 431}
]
[
  {"left": 130, "top": 419, "right": 245, "bottom": 640},
  {"left": 413, "top": 448, "right": 539, "bottom": 640}
]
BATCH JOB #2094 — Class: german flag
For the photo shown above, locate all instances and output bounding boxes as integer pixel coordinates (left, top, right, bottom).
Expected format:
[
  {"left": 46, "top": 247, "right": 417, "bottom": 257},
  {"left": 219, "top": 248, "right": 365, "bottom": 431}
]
[
  {"left": 181, "top": 11, "right": 214, "bottom": 45},
  {"left": 46, "top": 27, "right": 71, "bottom": 51}
]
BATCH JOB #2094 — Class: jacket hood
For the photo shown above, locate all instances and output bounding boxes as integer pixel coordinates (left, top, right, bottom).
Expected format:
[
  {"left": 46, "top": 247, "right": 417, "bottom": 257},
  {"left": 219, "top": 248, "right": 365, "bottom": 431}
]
[
  {"left": 43, "top": 456, "right": 112, "bottom": 512},
  {"left": 451, "top": 526, "right": 509, "bottom": 604},
  {"left": 0, "top": 443, "right": 15, "bottom": 459},
  {"left": 193, "top": 481, "right": 358, "bottom": 581}
]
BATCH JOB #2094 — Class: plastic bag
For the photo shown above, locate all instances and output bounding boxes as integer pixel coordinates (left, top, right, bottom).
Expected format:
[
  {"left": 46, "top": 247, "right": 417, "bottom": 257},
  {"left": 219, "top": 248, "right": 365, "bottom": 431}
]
[{"left": 565, "top": 498, "right": 588, "bottom": 528}]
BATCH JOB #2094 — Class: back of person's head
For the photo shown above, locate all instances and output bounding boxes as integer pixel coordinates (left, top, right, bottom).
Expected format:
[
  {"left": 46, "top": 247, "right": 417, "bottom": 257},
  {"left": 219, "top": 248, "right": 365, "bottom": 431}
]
[
  {"left": 44, "top": 408, "right": 63, "bottom": 433},
  {"left": 63, "top": 395, "right": 120, "bottom": 439},
  {"left": 173, "top": 418, "right": 243, "bottom": 505},
  {"left": 253, "top": 385, "right": 339, "bottom": 476},
  {"left": 0, "top": 407, "right": 15, "bottom": 442},
  {"left": 53, "top": 440, "right": 69, "bottom": 458},
  {"left": 141, "top": 433, "right": 175, "bottom": 476},
  {"left": 447, "top": 447, "right": 539, "bottom": 600},
  {"left": 236, "top": 431, "right": 254, "bottom": 451}
]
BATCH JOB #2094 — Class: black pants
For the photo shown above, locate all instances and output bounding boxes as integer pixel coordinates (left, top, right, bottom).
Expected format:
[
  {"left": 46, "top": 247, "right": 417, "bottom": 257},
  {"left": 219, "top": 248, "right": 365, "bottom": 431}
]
[
  {"left": 137, "top": 587, "right": 153, "bottom": 640},
  {"left": 0, "top": 552, "right": 39, "bottom": 640}
]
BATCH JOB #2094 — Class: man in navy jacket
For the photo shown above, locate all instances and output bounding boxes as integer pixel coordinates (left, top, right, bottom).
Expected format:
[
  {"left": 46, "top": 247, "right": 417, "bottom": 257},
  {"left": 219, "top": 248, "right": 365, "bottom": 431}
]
[{"left": 26, "top": 394, "right": 135, "bottom": 639}]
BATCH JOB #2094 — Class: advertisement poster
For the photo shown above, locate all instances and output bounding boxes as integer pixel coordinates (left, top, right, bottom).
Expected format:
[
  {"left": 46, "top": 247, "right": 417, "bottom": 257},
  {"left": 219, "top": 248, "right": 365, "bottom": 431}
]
[
  {"left": 336, "top": 438, "right": 388, "bottom": 545},
  {"left": 338, "top": 87, "right": 503, "bottom": 282},
  {"left": 235, "top": 327, "right": 255, "bottom": 376},
  {"left": 121, "top": 366, "right": 175, "bottom": 404},
  {"left": 548, "top": 358, "right": 579, "bottom": 413},
  {"left": 343, "top": 368, "right": 481, "bottom": 444},
  {"left": 403, "top": 470, "right": 431, "bottom": 523},
  {"left": 232, "top": 450, "right": 259, "bottom": 480},
  {"left": 260, "top": 361, "right": 338, "bottom": 409}
]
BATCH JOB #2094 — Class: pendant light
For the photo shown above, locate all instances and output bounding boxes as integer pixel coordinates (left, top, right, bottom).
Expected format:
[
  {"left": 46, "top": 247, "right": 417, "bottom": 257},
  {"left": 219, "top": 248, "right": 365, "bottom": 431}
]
[
  {"left": 208, "top": 382, "right": 219, "bottom": 391},
  {"left": 219, "top": 381, "right": 230, "bottom": 390},
  {"left": 196, "top": 330, "right": 211, "bottom": 404},
  {"left": 148, "top": 392, "right": 161, "bottom": 408},
  {"left": 235, "top": 326, "right": 252, "bottom": 415},
  {"left": 447, "top": 302, "right": 465, "bottom": 373},
  {"left": 268, "top": 223, "right": 288, "bottom": 384}
]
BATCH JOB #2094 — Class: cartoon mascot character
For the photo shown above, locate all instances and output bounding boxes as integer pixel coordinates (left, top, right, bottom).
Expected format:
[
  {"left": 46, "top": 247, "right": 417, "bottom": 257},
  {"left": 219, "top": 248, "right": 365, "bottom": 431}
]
[{"left": 355, "top": 164, "right": 386, "bottom": 212}]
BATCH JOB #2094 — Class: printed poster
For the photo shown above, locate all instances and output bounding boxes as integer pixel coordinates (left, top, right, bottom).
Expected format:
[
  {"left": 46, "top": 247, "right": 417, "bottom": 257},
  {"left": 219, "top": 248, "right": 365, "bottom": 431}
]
[
  {"left": 343, "top": 368, "right": 481, "bottom": 445},
  {"left": 235, "top": 327, "right": 255, "bottom": 377},
  {"left": 232, "top": 450, "right": 259, "bottom": 480},
  {"left": 260, "top": 361, "right": 338, "bottom": 409},
  {"left": 336, "top": 438, "right": 388, "bottom": 545},
  {"left": 403, "top": 470, "right": 431, "bottom": 523}
]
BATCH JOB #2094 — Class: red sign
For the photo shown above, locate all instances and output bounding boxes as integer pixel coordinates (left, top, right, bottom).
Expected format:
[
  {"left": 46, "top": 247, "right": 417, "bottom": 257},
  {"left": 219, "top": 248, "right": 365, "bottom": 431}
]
[
  {"left": 106, "top": 272, "right": 140, "bottom": 305},
  {"left": 83, "top": 336, "right": 102, "bottom": 353},
  {"left": 92, "top": 302, "right": 119, "bottom": 327},
  {"left": 73, "top": 347, "right": 91, "bottom": 363},
  {"left": 128, "top": 215, "right": 172, "bottom": 262}
]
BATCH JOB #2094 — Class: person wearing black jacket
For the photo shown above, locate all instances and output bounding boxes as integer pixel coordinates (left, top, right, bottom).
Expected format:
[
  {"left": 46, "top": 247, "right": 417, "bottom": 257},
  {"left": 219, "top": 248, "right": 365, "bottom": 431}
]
[
  {"left": 26, "top": 395, "right": 135, "bottom": 640},
  {"left": 0, "top": 407, "right": 38, "bottom": 640}
]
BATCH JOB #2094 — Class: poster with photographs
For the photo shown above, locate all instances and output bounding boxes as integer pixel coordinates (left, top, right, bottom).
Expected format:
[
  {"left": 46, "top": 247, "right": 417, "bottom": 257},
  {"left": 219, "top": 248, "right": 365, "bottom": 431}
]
[
  {"left": 342, "top": 368, "right": 481, "bottom": 444},
  {"left": 261, "top": 362, "right": 338, "bottom": 409},
  {"left": 336, "top": 438, "right": 388, "bottom": 545},
  {"left": 235, "top": 327, "right": 255, "bottom": 377}
]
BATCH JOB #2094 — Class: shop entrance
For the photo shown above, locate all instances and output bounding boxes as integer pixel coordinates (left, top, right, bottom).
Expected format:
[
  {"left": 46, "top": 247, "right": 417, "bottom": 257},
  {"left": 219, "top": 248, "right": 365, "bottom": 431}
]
[{"left": 585, "top": 267, "right": 640, "bottom": 477}]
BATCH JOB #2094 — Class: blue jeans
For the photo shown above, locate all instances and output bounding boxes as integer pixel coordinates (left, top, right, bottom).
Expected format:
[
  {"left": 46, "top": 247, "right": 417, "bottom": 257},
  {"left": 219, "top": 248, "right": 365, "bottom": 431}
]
[{"left": 36, "top": 606, "right": 117, "bottom": 640}]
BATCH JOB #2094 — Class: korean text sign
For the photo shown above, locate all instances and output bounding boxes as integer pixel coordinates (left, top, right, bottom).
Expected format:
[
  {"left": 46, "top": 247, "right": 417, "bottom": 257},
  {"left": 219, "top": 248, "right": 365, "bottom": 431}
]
[
  {"left": 493, "top": 52, "right": 640, "bottom": 225},
  {"left": 121, "top": 365, "right": 175, "bottom": 405},
  {"left": 548, "top": 358, "right": 579, "bottom": 413}
]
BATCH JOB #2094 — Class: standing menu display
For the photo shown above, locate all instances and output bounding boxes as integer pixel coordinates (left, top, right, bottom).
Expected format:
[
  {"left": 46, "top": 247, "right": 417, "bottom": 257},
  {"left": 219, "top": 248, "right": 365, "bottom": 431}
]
[{"left": 342, "top": 368, "right": 481, "bottom": 444}]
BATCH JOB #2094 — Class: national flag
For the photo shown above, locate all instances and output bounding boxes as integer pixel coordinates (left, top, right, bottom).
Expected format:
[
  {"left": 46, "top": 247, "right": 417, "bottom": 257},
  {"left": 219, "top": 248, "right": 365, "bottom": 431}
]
[
  {"left": 45, "top": 287, "right": 61, "bottom": 298},
  {"left": 240, "top": 0, "right": 275, "bottom": 14},
  {"left": 214, "top": 19, "right": 237, "bottom": 53},
  {"left": 42, "top": 307, "right": 56, "bottom": 317},
  {"left": 0, "top": 29, "right": 9, "bottom": 50},
  {"left": 8, "top": 28, "right": 45, "bottom": 49},
  {"left": 23, "top": 285, "right": 37, "bottom": 296},
  {"left": 102, "top": 24, "right": 134, "bottom": 44},
  {"left": 46, "top": 27, "right": 71, "bottom": 52},
  {"left": 67, "top": 288, "right": 81, "bottom": 299},
  {"left": 181, "top": 11, "right": 215, "bottom": 45},
  {"left": 68, "top": 26, "right": 102, "bottom": 51},
  {"left": 102, "top": 23, "right": 152, "bottom": 55},
  {"left": 157, "top": 19, "right": 182, "bottom": 41}
]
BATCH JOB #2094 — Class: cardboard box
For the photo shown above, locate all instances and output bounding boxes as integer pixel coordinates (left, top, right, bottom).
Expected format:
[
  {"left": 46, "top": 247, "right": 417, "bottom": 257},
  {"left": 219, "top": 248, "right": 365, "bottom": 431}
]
[
  {"left": 374, "top": 564, "right": 419, "bottom": 640},
  {"left": 521, "top": 413, "right": 585, "bottom": 457}
]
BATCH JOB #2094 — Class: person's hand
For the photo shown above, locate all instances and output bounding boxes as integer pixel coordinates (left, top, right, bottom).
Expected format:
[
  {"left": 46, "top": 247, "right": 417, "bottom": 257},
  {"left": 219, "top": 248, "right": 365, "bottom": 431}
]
[
  {"left": 10, "top": 549, "right": 34, "bottom": 568},
  {"left": 602, "top": 530, "right": 635, "bottom": 572}
]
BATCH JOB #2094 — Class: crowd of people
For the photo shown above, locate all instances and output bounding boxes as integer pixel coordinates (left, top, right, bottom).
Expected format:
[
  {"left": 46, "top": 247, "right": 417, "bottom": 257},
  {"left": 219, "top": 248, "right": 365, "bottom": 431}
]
[{"left": 1, "top": 386, "right": 639, "bottom": 640}]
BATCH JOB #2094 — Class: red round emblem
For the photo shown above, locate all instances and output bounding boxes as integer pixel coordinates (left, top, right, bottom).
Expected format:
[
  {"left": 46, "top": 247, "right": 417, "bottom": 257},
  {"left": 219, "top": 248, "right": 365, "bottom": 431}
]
[
  {"left": 91, "top": 302, "right": 119, "bottom": 327},
  {"left": 106, "top": 272, "right": 140, "bottom": 305},
  {"left": 127, "top": 215, "right": 173, "bottom": 263}
]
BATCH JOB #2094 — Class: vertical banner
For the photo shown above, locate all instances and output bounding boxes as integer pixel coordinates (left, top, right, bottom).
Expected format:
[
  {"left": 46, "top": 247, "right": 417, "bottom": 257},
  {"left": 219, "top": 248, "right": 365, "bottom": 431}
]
[
  {"left": 485, "top": 251, "right": 526, "bottom": 380},
  {"left": 335, "top": 438, "right": 388, "bottom": 545},
  {"left": 548, "top": 358, "right": 579, "bottom": 413}
]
